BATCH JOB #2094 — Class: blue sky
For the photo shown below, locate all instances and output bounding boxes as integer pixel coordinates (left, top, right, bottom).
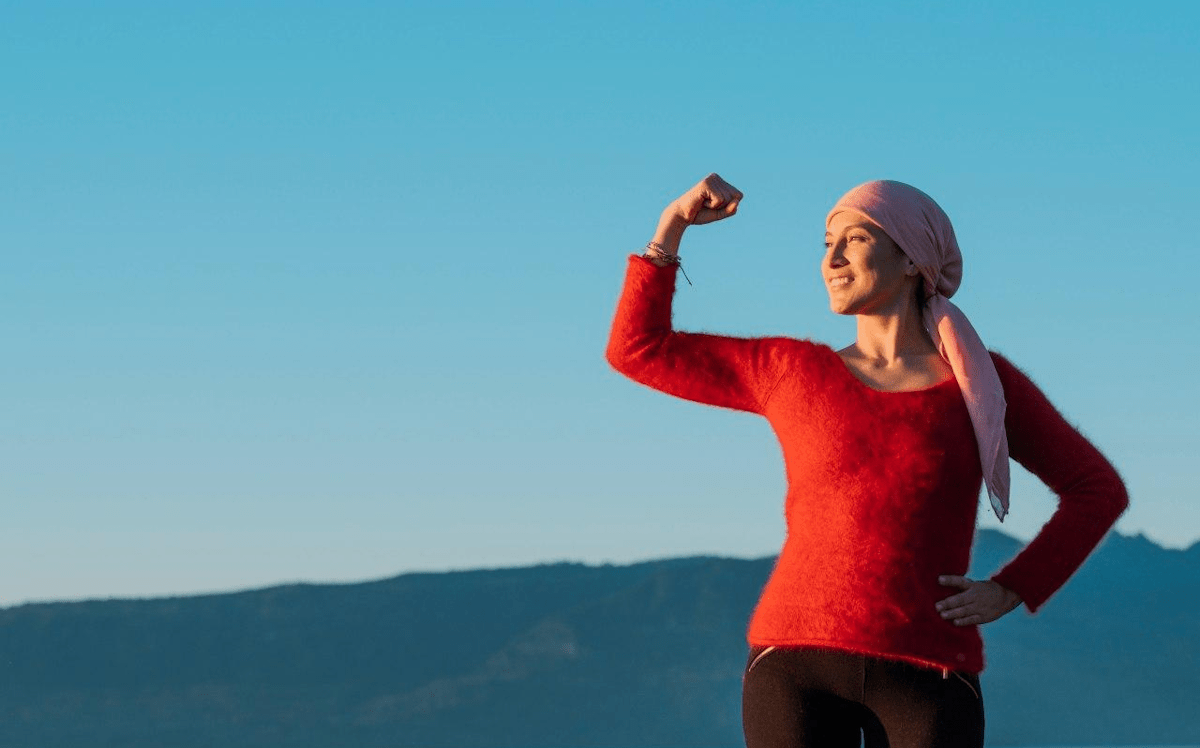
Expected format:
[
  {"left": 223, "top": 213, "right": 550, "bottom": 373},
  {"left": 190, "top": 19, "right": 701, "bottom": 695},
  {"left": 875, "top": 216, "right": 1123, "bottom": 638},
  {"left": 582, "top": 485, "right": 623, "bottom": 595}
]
[{"left": 3, "top": 0, "right": 1198, "bottom": 606}]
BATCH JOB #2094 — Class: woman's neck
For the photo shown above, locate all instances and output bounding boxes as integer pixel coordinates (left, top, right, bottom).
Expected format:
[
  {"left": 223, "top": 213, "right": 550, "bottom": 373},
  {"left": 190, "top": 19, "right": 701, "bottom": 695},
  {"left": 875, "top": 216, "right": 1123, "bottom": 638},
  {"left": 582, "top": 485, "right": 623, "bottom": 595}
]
[{"left": 850, "top": 298, "right": 937, "bottom": 364}]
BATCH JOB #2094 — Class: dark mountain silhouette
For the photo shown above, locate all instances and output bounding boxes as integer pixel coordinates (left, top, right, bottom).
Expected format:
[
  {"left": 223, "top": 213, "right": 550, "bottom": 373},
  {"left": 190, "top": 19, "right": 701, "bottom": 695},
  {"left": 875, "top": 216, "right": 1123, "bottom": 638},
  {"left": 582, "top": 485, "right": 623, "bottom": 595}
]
[{"left": 0, "top": 529, "right": 1196, "bottom": 747}]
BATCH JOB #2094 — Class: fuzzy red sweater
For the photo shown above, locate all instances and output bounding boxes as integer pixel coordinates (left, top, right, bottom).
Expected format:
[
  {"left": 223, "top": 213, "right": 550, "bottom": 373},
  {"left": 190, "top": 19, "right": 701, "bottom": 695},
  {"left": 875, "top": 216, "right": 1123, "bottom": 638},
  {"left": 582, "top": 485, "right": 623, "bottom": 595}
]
[{"left": 606, "top": 256, "right": 1128, "bottom": 673}]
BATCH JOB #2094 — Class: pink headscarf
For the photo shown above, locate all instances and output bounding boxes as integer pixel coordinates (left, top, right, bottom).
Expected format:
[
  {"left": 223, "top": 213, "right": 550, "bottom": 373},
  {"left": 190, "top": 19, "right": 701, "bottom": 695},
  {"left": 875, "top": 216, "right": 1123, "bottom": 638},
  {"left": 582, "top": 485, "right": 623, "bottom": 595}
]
[{"left": 827, "top": 180, "right": 1010, "bottom": 521}]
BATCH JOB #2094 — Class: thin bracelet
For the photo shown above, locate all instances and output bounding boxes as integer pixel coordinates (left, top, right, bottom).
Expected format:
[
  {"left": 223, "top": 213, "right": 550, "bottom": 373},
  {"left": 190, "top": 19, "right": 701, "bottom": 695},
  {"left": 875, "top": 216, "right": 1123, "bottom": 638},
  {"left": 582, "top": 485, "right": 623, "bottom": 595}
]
[{"left": 642, "top": 241, "right": 692, "bottom": 285}]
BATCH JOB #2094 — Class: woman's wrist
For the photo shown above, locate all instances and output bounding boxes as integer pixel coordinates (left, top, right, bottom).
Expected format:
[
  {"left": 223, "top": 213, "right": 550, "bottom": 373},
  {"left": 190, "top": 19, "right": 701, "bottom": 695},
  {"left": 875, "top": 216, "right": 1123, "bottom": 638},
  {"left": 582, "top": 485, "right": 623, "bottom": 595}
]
[
  {"left": 641, "top": 233, "right": 692, "bottom": 285},
  {"left": 991, "top": 579, "right": 1024, "bottom": 613},
  {"left": 651, "top": 208, "right": 689, "bottom": 257},
  {"left": 642, "top": 241, "right": 675, "bottom": 267}
]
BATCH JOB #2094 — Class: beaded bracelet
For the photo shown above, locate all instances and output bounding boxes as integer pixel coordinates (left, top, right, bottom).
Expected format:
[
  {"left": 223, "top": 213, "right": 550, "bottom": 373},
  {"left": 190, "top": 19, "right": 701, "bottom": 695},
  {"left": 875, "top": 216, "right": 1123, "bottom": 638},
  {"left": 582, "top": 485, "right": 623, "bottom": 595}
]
[{"left": 642, "top": 241, "right": 692, "bottom": 285}]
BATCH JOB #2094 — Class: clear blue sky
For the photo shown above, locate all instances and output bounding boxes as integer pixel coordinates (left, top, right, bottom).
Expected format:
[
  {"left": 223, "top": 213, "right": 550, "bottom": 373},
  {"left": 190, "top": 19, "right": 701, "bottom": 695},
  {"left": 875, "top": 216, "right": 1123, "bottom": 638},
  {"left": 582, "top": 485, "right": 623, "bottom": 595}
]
[{"left": 4, "top": 0, "right": 1198, "bottom": 606}]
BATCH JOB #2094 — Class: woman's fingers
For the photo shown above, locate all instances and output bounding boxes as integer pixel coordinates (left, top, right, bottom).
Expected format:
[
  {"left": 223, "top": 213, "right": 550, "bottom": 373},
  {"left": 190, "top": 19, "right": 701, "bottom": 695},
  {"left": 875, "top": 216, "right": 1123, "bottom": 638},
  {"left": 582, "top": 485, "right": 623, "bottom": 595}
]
[
  {"left": 938, "top": 574, "right": 972, "bottom": 589},
  {"left": 693, "top": 200, "right": 739, "bottom": 225},
  {"left": 936, "top": 576, "right": 988, "bottom": 625},
  {"left": 935, "top": 577, "right": 1020, "bottom": 626},
  {"left": 691, "top": 195, "right": 740, "bottom": 224},
  {"left": 940, "top": 601, "right": 983, "bottom": 625},
  {"left": 935, "top": 576, "right": 976, "bottom": 622}
]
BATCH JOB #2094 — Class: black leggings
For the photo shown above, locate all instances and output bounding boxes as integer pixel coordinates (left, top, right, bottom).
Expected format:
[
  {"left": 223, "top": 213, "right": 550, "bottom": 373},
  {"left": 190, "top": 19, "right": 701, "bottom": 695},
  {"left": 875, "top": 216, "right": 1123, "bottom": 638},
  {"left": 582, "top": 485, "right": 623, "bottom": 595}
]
[{"left": 742, "top": 646, "right": 985, "bottom": 748}]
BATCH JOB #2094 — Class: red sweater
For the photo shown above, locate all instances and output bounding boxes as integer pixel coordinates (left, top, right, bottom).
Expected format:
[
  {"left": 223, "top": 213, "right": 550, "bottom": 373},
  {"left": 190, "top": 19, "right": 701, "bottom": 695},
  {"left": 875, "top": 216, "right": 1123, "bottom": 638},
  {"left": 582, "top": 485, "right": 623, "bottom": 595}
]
[{"left": 606, "top": 256, "right": 1128, "bottom": 673}]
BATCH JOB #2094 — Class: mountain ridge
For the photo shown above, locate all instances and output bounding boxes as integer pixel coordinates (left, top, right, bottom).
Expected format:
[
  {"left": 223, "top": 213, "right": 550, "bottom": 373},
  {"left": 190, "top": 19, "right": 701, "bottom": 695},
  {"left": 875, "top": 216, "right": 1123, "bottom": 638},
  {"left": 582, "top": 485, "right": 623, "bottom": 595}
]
[{"left": 1, "top": 529, "right": 1196, "bottom": 747}]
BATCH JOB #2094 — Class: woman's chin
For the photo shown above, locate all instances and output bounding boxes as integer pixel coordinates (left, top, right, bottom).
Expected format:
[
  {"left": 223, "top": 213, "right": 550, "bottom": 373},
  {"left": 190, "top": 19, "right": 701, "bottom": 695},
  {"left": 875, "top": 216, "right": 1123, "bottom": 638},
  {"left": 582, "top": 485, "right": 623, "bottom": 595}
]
[{"left": 828, "top": 299, "right": 854, "bottom": 316}]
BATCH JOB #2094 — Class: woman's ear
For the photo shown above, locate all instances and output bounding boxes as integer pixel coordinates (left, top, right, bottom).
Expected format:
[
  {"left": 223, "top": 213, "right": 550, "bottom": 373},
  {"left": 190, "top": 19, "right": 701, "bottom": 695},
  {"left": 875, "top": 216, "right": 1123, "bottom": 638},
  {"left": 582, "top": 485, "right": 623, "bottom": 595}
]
[{"left": 905, "top": 259, "right": 919, "bottom": 277}]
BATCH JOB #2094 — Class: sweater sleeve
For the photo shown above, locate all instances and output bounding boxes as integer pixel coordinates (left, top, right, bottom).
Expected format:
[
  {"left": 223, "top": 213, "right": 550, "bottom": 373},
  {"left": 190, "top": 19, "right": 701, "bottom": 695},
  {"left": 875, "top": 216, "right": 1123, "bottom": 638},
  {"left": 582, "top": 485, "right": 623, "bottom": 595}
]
[
  {"left": 987, "top": 352, "right": 1129, "bottom": 613},
  {"left": 605, "top": 255, "right": 789, "bottom": 415}
]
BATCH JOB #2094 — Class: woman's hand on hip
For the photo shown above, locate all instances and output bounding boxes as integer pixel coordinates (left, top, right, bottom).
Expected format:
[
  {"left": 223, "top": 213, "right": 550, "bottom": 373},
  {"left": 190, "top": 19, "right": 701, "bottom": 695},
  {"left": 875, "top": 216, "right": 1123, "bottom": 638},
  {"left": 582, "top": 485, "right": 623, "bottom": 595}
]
[
  {"left": 666, "top": 173, "right": 743, "bottom": 227},
  {"left": 935, "top": 576, "right": 1023, "bottom": 626}
]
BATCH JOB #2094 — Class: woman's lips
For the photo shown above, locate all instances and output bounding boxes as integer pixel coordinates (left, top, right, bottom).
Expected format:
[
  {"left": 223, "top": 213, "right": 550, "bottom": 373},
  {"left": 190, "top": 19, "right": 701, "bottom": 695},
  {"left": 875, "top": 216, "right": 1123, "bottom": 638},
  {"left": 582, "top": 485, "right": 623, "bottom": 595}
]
[{"left": 828, "top": 276, "right": 853, "bottom": 288}]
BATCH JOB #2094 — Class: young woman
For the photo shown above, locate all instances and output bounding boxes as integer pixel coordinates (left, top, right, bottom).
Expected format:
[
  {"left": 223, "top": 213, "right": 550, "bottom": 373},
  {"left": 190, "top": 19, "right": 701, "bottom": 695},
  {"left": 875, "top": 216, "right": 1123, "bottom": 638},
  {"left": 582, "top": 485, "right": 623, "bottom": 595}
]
[{"left": 605, "top": 174, "right": 1128, "bottom": 748}]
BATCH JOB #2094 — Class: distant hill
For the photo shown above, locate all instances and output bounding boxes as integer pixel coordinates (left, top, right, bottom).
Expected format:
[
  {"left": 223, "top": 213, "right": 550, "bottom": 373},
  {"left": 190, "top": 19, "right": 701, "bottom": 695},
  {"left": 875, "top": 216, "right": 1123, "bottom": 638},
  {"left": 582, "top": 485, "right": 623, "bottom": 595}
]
[{"left": 0, "top": 529, "right": 1197, "bottom": 747}]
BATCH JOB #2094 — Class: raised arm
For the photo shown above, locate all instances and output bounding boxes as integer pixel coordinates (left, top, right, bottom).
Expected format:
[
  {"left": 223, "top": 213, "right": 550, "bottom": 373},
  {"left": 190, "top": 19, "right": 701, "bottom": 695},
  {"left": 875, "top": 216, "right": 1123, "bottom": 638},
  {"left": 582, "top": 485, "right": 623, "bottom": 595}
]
[
  {"left": 606, "top": 174, "right": 788, "bottom": 415},
  {"left": 986, "top": 353, "right": 1130, "bottom": 613}
]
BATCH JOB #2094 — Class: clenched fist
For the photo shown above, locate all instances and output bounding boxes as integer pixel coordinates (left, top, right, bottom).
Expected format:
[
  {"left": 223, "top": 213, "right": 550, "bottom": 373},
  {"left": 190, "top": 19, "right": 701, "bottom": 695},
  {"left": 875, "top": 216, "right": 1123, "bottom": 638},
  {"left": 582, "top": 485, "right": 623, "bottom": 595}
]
[{"left": 666, "top": 173, "right": 744, "bottom": 227}]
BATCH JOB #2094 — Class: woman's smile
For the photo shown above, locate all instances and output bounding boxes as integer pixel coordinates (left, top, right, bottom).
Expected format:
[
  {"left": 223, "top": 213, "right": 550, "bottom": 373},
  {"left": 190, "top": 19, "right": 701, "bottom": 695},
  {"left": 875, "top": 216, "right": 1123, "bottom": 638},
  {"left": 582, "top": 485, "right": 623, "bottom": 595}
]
[{"left": 823, "top": 210, "right": 914, "bottom": 315}]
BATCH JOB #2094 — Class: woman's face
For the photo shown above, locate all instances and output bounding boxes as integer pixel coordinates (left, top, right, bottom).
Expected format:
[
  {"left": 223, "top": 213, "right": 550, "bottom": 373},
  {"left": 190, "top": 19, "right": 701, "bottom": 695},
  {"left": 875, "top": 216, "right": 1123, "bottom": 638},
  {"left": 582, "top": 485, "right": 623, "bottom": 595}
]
[{"left": 823, "top": 210, "right": 916, "bottom": 316}]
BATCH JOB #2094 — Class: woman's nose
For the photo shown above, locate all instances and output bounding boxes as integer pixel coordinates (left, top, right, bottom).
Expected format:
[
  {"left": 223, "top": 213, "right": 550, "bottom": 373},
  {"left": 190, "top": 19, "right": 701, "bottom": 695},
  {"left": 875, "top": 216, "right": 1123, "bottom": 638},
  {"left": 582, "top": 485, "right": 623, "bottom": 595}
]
[{"left": 826, "top": 248, "right": 848, "bottom": 268}]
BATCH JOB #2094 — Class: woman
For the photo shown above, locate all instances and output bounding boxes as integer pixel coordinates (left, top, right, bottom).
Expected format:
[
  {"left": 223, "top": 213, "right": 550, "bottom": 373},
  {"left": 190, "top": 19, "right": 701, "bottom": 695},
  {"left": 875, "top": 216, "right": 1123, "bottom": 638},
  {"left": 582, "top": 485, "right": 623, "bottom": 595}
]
[{"left": 605, "top": 174, "right": 1128, "bottom": 748}]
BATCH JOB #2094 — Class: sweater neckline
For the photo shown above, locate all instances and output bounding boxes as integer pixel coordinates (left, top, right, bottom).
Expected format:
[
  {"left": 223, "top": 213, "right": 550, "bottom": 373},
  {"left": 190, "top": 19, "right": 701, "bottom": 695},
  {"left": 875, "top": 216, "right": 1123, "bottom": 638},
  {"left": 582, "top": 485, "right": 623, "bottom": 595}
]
[{"left": 816, "top": 343, "right": 959, "bottom": 395}]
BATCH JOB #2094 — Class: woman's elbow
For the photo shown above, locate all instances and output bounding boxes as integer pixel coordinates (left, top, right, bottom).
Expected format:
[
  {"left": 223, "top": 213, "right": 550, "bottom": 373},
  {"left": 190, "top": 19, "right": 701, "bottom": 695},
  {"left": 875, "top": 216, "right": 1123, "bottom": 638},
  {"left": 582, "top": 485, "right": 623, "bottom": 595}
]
[
  {"left": 605, "top": 338, "right": 631, "bottom": 375},
  {"left": 605, "top": 331, "right": 658, "bottom": 379},
  {"left": 1093, "top": 464, "right": 1130, "bottom": 521},
  {"left": 1109, "top": 475, "right": 1131, "bottom": 518}
]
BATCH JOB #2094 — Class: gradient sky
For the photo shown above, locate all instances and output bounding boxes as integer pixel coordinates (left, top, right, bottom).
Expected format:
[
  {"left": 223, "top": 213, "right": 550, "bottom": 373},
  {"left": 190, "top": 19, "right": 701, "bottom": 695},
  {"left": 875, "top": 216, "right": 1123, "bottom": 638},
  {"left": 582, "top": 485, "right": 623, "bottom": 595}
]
[{"left": 4, "top": 0, "right": 1198, "bottom": 606}]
